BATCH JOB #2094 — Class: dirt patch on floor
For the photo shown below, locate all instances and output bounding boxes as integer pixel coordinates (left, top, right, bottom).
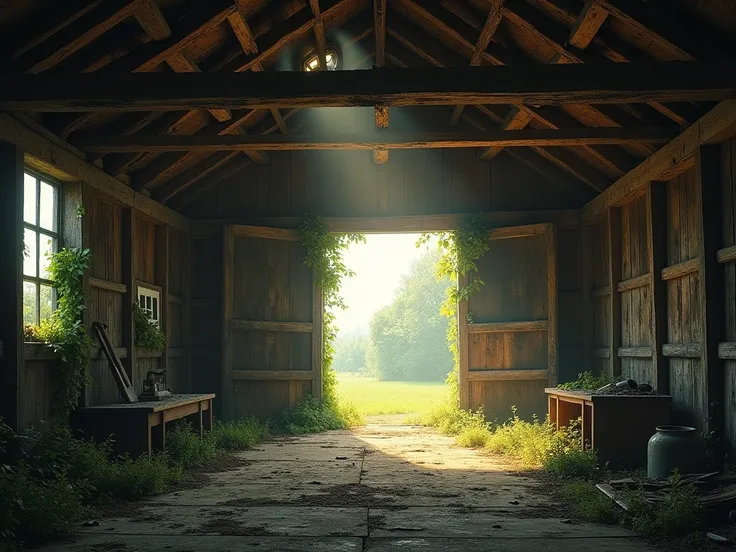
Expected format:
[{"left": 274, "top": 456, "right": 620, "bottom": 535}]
[
  {"left": 184, "top": 512, "right": 275, "bottom": 536},
  {"left": 225, "top": 482, "right": 408, "bottom": 508}
]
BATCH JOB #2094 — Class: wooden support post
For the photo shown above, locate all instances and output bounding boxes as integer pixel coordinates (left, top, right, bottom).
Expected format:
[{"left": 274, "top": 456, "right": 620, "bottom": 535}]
[
  {"left": 122, "top": 209, "right": 137, "bottom": 388},
  {"left": 221, "top": 224, "right": 234, "bottom": 419},
  {"left": 312, "top": 282, "right": 324, "bottom": 400},
  {"left": 156, "top": 224, "right": 170, "bottom": 376},
  {"left": 581, "top": 224, "right": 593, "bottom": 372},
  {"left": 547, "top": 224, "right": 558, "bottom": 386},
  {"left": 457, "top": 274, "right": 470, "bottom": 409},
  {"left": 0, "top": 141, "right": 23, "bottom": 429},
  {"left": 697, "top": 146, "right": 725, "bottom": 442},
  {"left": 62, "top": 181, "right": 92, "bottom": 406},
  {"left": 607, "top": 207, "right": 622, "bottom": 378},
  {"left": 646, "top": 182, "right": 669, "bottom": 393}
]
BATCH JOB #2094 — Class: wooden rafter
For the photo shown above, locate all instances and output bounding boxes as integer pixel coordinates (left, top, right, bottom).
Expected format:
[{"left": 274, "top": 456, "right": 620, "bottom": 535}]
[
  {"left": 308, "top": 0, "right": 329, "bottom": 68},
  {"left": 155, "top": 109, "right": 302, "bottom": 204},
  {"left": 227, "top": 8, "right": 287, "bottom": 134},
  {"left": 450, "top": 0, "right": 504, "bottom": 125},
  {"left": 4, "top": 63, "right": 734, "bottom": 112},
  {"left": 19, "top": 0, "right": 144, "bottom": 74},
  {"left": 568, "top": 0, "right": 609, "bottom": 49},
  {"left": 75, "top": 126, "right": 675, "bottom": 153},
  {"left": 374, "top": 0, "right": 388, "bottom": 67}
]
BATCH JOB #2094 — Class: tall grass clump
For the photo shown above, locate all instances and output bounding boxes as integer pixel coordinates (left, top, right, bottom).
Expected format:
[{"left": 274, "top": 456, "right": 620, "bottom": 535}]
[
  {"left": 166, "top": 423, "right": 219, "bottom": 469},
  {"left": 211, "top": 418, "right": 270, "bottom": 450},
  {"left": 627, "top": 472, "right": 702, "bottom": 536},
  {"left": 279, "top": 396, "right": 364, "bottom": 434}
]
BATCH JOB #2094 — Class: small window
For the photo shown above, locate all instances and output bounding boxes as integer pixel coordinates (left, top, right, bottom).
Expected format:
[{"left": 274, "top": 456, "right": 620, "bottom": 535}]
[
  {"left": 23, "top": 172, "right": 59, "bottom": 326},
  {"left": 303, "top": 48, "right": 340, "bottom": 72},
  {"left": 138, "top": 286, "right": 161, "bottom": 327}
]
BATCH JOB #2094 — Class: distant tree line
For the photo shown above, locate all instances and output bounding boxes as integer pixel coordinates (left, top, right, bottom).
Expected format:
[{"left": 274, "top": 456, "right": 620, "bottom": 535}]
[{"left": 332, "top": 249, "right": 453, "bottom": 382}]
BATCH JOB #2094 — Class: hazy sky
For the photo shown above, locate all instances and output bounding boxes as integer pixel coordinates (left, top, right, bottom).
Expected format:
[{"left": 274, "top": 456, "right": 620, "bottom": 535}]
[{"left": 333, "top": 233, "right": 438, "bottom": 336}]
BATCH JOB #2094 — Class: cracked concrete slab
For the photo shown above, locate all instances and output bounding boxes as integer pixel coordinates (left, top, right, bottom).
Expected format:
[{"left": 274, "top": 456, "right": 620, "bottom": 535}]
[{"left": 36, "top": 422, "right": 655, "bottom": 552}]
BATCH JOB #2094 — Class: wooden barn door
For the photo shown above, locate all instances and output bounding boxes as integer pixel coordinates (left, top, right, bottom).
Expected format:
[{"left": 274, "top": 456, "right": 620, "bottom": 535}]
[
  {"left": 459, "top": 223, "right": 557, "bottom": 422},
  {"left": 221, "top": 225, "right": 322, "bottom": 421}
]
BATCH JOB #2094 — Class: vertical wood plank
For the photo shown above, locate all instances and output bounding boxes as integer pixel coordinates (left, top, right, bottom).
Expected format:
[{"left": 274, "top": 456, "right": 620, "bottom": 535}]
[
  {"left": 697, "top": 146, "right": 725, "bottom": 440},
  {"left": 608, "top": 207, "right": 623, "bottom": 378},
  {"left": 581, "top": 224, "right": 593, "bottom": 372},
  {"left": 0, "top": 141, "right": 23, "bottom": 429},
  {"left": 122, "top": 208, "right": 137, "bottom": 387},
  {"left": 156, "top": 224, "right": 170, "bottom": 376},
  {"left": 311, "top": 282, "right": 323, "bottom": 400},
  {"left": 458, "top": 273, "right": 470, "bottom": 409},
  {"left": 547, "top": 224, "right": 558, "bottom": 386},
  {"left": 647, "top": 182, "right": 669, "bottom": 393},
  {"left": 222, "top": 224, "right": 234, "bottom": 419}
]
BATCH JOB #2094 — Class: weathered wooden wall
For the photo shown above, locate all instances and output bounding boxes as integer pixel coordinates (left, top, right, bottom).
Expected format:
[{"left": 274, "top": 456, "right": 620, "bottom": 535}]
[
  {"left": 582, "top": 132, "right": 736, "bottom": 443},
  {"left": 185, "top": 149, "right": 580, "bottom": 219},
  {"left": 19, "top": 191, "right": 191, "bottom": 427}
]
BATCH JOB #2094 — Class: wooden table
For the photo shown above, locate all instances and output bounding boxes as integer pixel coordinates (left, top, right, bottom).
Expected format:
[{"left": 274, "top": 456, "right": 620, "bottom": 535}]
[
  {"left": 75, "top": 394, "right": 215, "bottom": 458},
  {"left": 545, "top": 388, "right": 671, "bottom": 468}
]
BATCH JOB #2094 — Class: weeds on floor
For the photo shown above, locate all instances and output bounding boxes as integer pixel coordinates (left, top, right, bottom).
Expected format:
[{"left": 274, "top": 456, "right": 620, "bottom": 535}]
[
  {"left": 626, "top": 472, "right": 702, "bottom": 536},
  {"left": 278, "top": 395, "right": 364, "bottom": 434},
  {"left": 0, "top": 415, "right": 270, "bottom": 550}
]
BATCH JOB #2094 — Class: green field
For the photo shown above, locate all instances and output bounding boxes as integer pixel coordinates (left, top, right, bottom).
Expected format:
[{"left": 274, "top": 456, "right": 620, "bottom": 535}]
[{"left": 336, "top": 372, "right": 448, "bottom": 416}]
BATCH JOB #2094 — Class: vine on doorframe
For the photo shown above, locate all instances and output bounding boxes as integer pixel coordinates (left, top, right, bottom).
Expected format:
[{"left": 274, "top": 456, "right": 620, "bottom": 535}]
[
  {"left": 298, "top": 215, "right": 365, "bottom": 404},
  {"left": 417, "top": 213, "right": 490, "bottom": 402}
]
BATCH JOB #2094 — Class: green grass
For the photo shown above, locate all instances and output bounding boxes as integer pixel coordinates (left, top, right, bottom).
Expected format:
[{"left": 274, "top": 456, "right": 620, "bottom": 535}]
[{"left": 336, "top": 373, "right": 447, "bottom": 416}]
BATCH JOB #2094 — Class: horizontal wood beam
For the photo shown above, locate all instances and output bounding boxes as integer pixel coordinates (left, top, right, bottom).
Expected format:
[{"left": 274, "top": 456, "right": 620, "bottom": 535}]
[
  {"left": 717, "top": 245, "right": 736, "bottom": 264},
  {"left": 231, "top": 370, "right": 313, "bottom": 380},
  {"left": 660, "top": 257, "right": 700, "bottom": 280},
  {"left": 467, "top": 369, "right": 548, "bottom": 381},
  {"left": 662, "top": 343, "right": 702, "bottom": 358},
  {"left": 231, "top": 225, "right": 301, "bottom": 240},
  {"left": 617, "top": 346, "right": 652, "bottom": 358},
  {"left": 467, "top": 320, "right": 548, "bottom": 333},
  {"left": 88, "top": 276, "right": 127, "bottom": 294},
  {"left": 75, "top": 127, "right": 675, "bottom": 153},
  {"left": 582, "top": 100, "right": 736, "bottom": 223},
  {"left": 230, "top": 320, "right": 313, "bottom": 332},
  {"left": 3, "top": 63, "right": 735, "bottom": 111},
  {"left": 195, "top": 211, "right": 579, "bottom": 233},
  {"left": 0, "top": 114, "right": 189, "bottom": 231},
  {"left": 617, "top": 273, "right": 650, "bottom": 292},
  {"left": 718, "top": 342, "right": 736, "bottom": 359},
  {"left": 488, "top": 223, "right": 552, "bottom": 240}
]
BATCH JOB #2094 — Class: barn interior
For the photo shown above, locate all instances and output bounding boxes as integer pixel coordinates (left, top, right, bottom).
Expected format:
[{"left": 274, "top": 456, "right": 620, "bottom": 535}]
[{"left": 2, "top": 0, "right": 736, "bottom": 549}]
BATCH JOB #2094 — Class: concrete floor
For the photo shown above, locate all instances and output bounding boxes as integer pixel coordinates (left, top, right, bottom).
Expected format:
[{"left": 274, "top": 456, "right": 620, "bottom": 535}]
[{"left": 50, "top": 421, "right": 654, "bottom": 551}]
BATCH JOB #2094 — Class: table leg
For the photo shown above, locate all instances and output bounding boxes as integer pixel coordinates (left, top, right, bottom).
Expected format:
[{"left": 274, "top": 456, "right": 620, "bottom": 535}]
[
  {"left": 145, "top": 414, "right": 153, "bottom": 458},
  {"left": 206, "top": 399, "right": 213, "bottom": 431},
  {"left": 197, "top": 401, "right": 204, "bottom": 437}
]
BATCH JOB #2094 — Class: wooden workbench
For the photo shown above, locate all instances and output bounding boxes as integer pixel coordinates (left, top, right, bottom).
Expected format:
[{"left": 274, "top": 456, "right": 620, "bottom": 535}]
[
  {"left": 75, "top": 393, "right": 215, "bottom": 457},
  {"left": 545, "top": 388, "right": 671, "bottom": 468}
]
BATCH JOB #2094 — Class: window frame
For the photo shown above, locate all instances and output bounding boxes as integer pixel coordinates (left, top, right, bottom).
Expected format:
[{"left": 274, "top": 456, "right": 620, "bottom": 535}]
[
  {"left": 302, "top": 46, "right": 341, "bottom": 72},
  {"left": 137, "top": 283, "right": 162, "bottom": 328},
  {"left": 23, "top": 169, "right": 60, "bottom": 327}
]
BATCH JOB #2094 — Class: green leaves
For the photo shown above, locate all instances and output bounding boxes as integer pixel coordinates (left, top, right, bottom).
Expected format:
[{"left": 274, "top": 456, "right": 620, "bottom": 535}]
[
  {"left": 133, "top": 303, "right": 166, "bottom": 352},
  {"left": 298, "top": 215, "right": 365, "bottom": 405},
  {"left": 37, "top": 248, "right": 93, "bottom": 418}
]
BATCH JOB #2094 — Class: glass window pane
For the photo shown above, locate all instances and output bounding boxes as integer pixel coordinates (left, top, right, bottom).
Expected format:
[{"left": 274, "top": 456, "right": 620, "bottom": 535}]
[
  {"left": 40, "top": 285, "right": 55, "bottom": 322},
  {"left": 39, "top": 234, "right": 56, "bottom": 279},
  {"left": 23, "top": 228, "right": 37, "bottom": 277},
  {"left": 23, "top": 281, "right": 37, "bottom": 326},
  {"left": 24, "top": 174, "right": 36, "bottom": 225},
  {"left": 39, "top": 182, "right": 58, "bottom": 232}
]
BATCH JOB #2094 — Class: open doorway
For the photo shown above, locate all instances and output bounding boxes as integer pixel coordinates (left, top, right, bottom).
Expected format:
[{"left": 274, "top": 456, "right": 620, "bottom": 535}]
[{"left": 331, "top": 233, "right": 452, "bottom": 422}]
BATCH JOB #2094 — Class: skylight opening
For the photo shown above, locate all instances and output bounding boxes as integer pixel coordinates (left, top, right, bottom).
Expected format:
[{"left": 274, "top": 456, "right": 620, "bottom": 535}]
[{"left": 303, "top": 48, "right": 340, "bottom": 71}]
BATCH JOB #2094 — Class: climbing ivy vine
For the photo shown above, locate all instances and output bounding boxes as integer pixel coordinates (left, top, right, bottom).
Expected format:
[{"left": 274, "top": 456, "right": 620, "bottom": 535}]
[
  {"left": 36, "top": 247, "right": 93, "bottom": 418},
  {"left": 298, "top": 215, "right": 365, "bottom": 404},
  {"left": 417, "top": 213, "right": 490, "bottom": 403}
]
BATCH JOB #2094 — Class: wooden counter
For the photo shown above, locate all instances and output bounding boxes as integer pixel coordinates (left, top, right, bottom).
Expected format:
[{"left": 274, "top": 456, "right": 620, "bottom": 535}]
[
  {"left": 75, "top": 393, "right": 215, "bottom": 457},
  {"left": 545, "top": 388, "right": 671, "bottom": 468}
]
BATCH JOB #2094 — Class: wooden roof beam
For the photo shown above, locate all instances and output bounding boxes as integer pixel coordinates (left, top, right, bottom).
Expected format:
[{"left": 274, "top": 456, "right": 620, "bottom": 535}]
[
  {"left": 374, "top": 0, "right": 388, "bottom": 67},
  {"left": 155, "top": 109, "right": 302, "bottom": 204},
  {"left": 5, "top": 63, "right": 734, "bottom": 111},
  {"left": 480, "top": 106, "right": 533, "bottom": 159},
  {"left": 227, "top": 10, "right": 287, "bottom": 134},
  {"left": 568, "top": 0, "right": 609, "bottom": 49},
  {"left": 595, "top": 0, "right": 724, "bottom": 61},
  {"left": 450, "top": 0, "right": 504, "bottom": 125},
  {"left": 19, "top": 0, "right": 144, "bottom": 74},
  {"left": 76, "top": 126, "right": 676, "bottom": 153},
  {"left": 130, "top": 109, "right": 268, "bottom": 191},
  {"left": 309, "top": 0, "right": 329, "bottom": 68}
]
